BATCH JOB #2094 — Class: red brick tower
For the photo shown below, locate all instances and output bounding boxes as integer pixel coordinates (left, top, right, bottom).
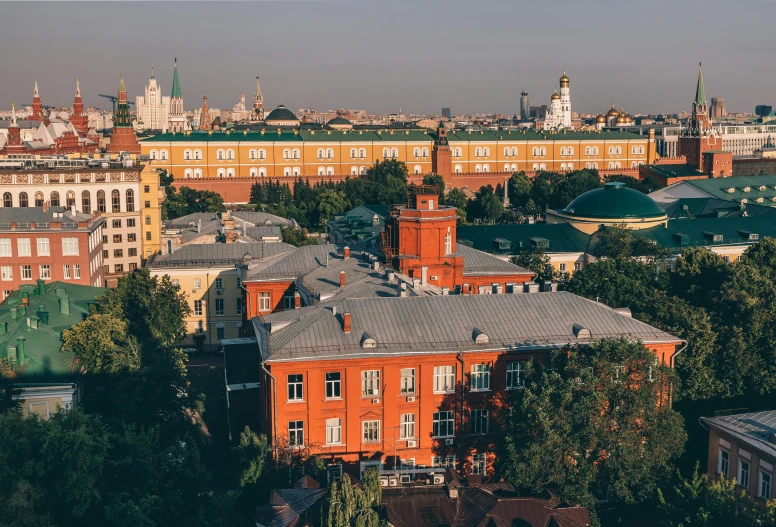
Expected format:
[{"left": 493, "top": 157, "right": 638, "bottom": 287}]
[
  {"left": 431, "top": 121, "right": 452, "bottom": 183},
  {"left": 4, "top": 102, "right": 26, "bottom": 154},
  {"left": 31, "top": 79, "right": 43, "bottom": 122},
  {"left": 199, "top": 94, "right": 212, "bottom": 131},
  {"left": 70, "top": 77, "right": 89, "bottom": 135},
  {"left": 388, "top": 187, "right": 463, "bottom": 289},
  {"left": 679, "top": 63, "right": 721, "bottom": 174},
  {"left": 107, "top": 75, "right": 141, "bottom": 154}
]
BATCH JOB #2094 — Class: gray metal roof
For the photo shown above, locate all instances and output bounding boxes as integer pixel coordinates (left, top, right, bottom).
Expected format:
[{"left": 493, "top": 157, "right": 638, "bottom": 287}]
[
  {"left": 148, "top": 241, "right": 294, "bottom": 268},
  {"left": 255, "top": 291, "right": 678, "bottom": 363},
  {"left": 245, "top": 226, "right": 283, "bottom": 240},
  {"left": 232, "top": 211, "right": 294, "bottom": 227},
  {"left": 244, "top": 244, "right": 339, "bottom": 280},
  {"left": 0, "top": 207, "right": 100, "bottom": 232},
  {"left": 164, "top": 212, "right": 220, "bottom": 228},
  {"left": 456, "top": 243, "right": 531, "bottom": 276},
  {"left": 701, "top": 410, "right": 776, "bottom": 460}
]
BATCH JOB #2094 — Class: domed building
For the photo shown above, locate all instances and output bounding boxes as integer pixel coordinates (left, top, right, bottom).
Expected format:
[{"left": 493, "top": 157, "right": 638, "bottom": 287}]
[
  {"left": 545, "top": 181, "right": 668, "bottom": 234},
  {"left": 326, "top": 115, "right": 353, "bottom": 131},
  {"left": 543, "top": 70, "right": 572, "bottom": 130},
  {"left": 595, "top": 113, "right": 606, "bottom": 131},
  {"left": 264, "top": 104, "right": 300, "bottom": 127},
  {"left": 606, "top": 105, "right": 620, "bottom": 127}
]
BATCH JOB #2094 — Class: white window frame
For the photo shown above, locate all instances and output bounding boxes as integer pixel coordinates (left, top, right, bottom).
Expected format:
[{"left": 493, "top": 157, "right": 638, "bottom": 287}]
[
  {"left": 288, "top": 421, "right": 304, "bottom": 447},
  {"left": 194, "top": 300, "right": 203, "bottom": 316},
  {"left": 506, "top": 361, "right": 525, "bottom": 390},
  {"left": 472, "top": 453, "right": 487, "bottom": 475},
  {"left": 400, "top": 368, "right": 415, "bottom": 394},
  {"left": 215, "top": 298, "right": 224, "bottom": 316},
  {"left": 63, "top": 264, "right": 71, "bottom": 280},
  {"left": 0, "top": 239, "right": 11, "bottom": 257},
  {"left": 36, "top": 237, "right": 50, "bottom": 256},
  {"left": 287, "top": 374, "right": 303, "bottom": 401},
  {"left": 717, "top": 448, "right": 730, "bottom": 478},
  {"left": 326, "top": 418, "right": 342, "bottom": 445},
  {"left": 738, "top": 458, "right": 750, "bottom": 489},
  {"left": 362, "top": 420, "right": 380, "bottom": 443},
  {"left": 17, "top": 238, "right": 31, "bottom": 257},
  {"left": 400, "top": 413, "right": 415, "bottom": 440},
  {"left": 361, "top": 370, "right": 380, "bottom": 396},
  {"left": 470, "top": 364, "right": 490, "bottom": 391},
  {"left": 20, "top": 265, "right": 32, "bottom": 280},
  {"left": 0, "top": 266, "right": 12, "bottom": 281},
  {"left": 759, "top": 469, "right": 772, "bottom": 499},
  {"left": 434, "top": 365, "right": 455, "bottom": 393},
  {"left": 258, "top": 292, "right": 271, "bottom": 311},
  {"left": 432, "top": 455, "right": 456, "bottom": 468},
  {"left": 62, "top": 237, "right": 79, "bottom": 256},
  {"left": 39, "top": 264, "right": 51, "bottom": 280}
]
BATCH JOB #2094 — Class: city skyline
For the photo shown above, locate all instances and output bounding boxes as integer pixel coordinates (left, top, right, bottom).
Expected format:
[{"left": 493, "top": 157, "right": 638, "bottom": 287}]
[{"left": 2, "top": 0, "right": 774, "bottom": 115}]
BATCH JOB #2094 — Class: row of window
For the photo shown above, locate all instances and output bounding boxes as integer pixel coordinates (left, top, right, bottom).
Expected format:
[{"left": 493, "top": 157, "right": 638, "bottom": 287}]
[
  {"left": 717, "top": 446, "right": 772, "bottom": 499},
  {"left": 1, "top": 264, "right": 81, "bottom": 281},
  {"left": 0, "top": 238, "right": 79, "bottom": 258},
  {"left": 1, "top": 190, "right": 135, "bottom": 213},
  {"left": 189, "top": 297, "right": 242, "bottom": 317},
  {"left": 149, "top": 149, "right": 169, "bottom": 160},
  {"left": 102, "top": 247, "right": 138, "bottom": 258},
  {"left": 286, "top": 363, "right": 525, "bottom": 402}
]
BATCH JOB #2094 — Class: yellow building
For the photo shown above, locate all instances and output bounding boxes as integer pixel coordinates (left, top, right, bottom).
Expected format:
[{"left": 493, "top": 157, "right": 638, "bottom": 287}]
[
  {"left": 139, "top": 163, "right": 165, "bottom": 258},
  {"left": 147, "top": 242, "right": 293, "bottom": 349}
]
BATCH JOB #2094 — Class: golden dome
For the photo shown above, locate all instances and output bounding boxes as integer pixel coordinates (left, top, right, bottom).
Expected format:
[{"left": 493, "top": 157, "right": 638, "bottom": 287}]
[
  {"left": 625, "top": 116, "right": 633, "bottom": 124},
  {"left": 615, "top": 115, "right": 626, "bottom": 124},
  {"left": 595, "top": 114, "right": 606, "bottom": 124},
  {"left": 606, "top": 105, "right": 619, "bottom": 118},
  {"left": 551, "top": 91, "right": 561, "bottom": 101},
  {"left": 559, "top": 69, "right": 569, "bottom": 86}
]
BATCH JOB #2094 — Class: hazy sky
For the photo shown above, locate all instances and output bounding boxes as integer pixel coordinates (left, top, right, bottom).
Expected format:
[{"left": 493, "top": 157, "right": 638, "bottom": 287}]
[{"left": 2, "top": 0, "right": 773, "bottom": 116}]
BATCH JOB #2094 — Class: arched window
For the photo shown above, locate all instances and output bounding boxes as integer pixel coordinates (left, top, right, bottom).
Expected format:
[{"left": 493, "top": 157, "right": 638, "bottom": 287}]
[
  {"left": 126, "top": 190, "right": 135, "bottom": 212},
  {"left": 568, "top": 162, "right": 574, "bottom": 170},
  {"left": 80, "top": 191, "right": 90, "bottom": 213},
  {"left": 616, "top": 146, "right": 622, "bottom": 155},
  {"left": 631, "top": 146, "right": 636, "bottom": 155},
  {"left": 483, "top": 147, "right": 490, "bottom": 157},
  {"left": 160, "top": 150, "right": 168, "bottom": 160},
  {"left": 511, "top": 147, "right": 517, "bottom": 156},
  {"left": 94, "top": 191, "right": 104, "bottom": 212},
  {"left": 111, "top": 190, "right": 120, "bottom": 212},
  {"left": 259, "top": 168, "right": 267, "bottom": 177},
  {"left": 350, "top": 148, "right": 357, "bottom": 158},
  {"left": 318, "top": 166, "right": 326, "bottom": 176},
  {"left": 414, "top": 165, "right": 422, "bottom": 174},
  {"left": 227, "top": 149, "right": 235, "bottom": 160},
  {"left": 454, "top": 164, "right": 462, "bottom": 174},
  {"left": 249, "top": 149, "right": 257, "bottom": 160},
  {"left": 360, "top": 166, "right": 367, "bottom": 175},
  {"left": 482, "top": 164, "right": 490, "bottom": 172},
  {"left": 184, "top": 149, "right": 192, "bottom": 160},
  {"left": 511, "top": 164, "right": 517, "bottom": 171},
  {"left": 504, "top": 164, "right": 510, "bottom": 171},
  {"left": 284, "top": 167, "right": 291, "bottom": 176},
  {"left": 18, "top": 192, "right": 28, "bottom": 208},
  {"left": 561, "top": 163, "right": 567, "bottom": 171},
  {"left": 194, "top": 149, "right": 202, "bottom": 160},
  {"left": 227, "top": 168, "right": 235, "bottom": 178},
  {"left": 184, "top": 169, "right": 193, "bottom": 179},
  {"left": 250, "top": 168, "right": 258, "bottom": 178},
  {"left": 560, "top": 147, "right": 566, "bottom": 156},
  {"left": 631, "top": 161, "right": 639, "bottom": 168},
  {"left": 318, "top": 148, "right": 324, "bottom": 159},
  {"left": 414, "top": 147, "right": 420, "bottom": 157},
  {"left": 217, "top": 168, "right": 226, "bottom": 178},
  {"left": 594, "top": 147, "right": 599, "bottom": 155},
  {"left": 593, "top": 162, "right": 598, "bottom": 169},
  {"left": 585, "top": 147, "right": 590, "bottom": 155},
  {"left": 608, "top": 146, "right": 614, "bottom": 155},
  {"left": 568, "top": 146, "right": 574, "bottom": 156},
  {"left": 608, "top": 162, "right": 615, "bottom": 169},
  {"left": 149, "top": 150, "right": 158, "bottom": 160},
  {"left": 258, "top": 149, "right": 266, "bottom": 159},
  {"left": 539, "top": 163, "right": 547, "bottom": 170},
  {"left": 326, "top": 166, "right": 334, "bottom": 176},
  {"left": 283, "top": 149, "right": 291, "bottom": 159},
  {"left": 585, "top": 163, "right": 591, "bottom": 169},
  {"left": 456, "top": 147, "right": 462, "bottom": 157},
  {"left": 475, "top": 147, "right": 482, "bottom": 157},
  {"left": 2, "top": 193, "right": 11, "bottom": 207},
  {"left": 194, "top": 169, "right": 202, "bottom": 178},
  {"left": 504, "top": 147, "right": 510, "bottom": 157},
  {"left": 391, "top": 148, "right": 398, "bottom": 158},
  {"left": 382, "top": 148, "right": 389, "bottom": 158},
  {"left": 217, "top": 149, "right": 225, "bottom": 160},
  {"left": 540, "top": 147, "right": 546, "bottom": 156},
  {"left": 34, "top": 192, "right": 43, "bottom": 207},
  {"left": 475, "top": 164, "right": 482, "bottom": 173},
  {"left": 639, "top": 146, "right": 644, "bottom": 154},
  {"left": 532, "top": 163, "right": 539, "bottom": 171},
  {"left": 66, "top": 191, "right": 76, "bottom": 208},
  {"left": 294, "top": 149, "right": 301, "bottom": 159},
  {"left": 351, "top": 166, "right": 359, "bottom": 175},
  {"left": 292, "top": 167, "right": 300, "bottom": 176},
  {"left": 615, "top": 162, "right": 621, "bottom": 169},
  {"left": 422, "top": 147, "right": 429, "bottom": 157},
  {"left": 359, "top": 148, "right": 366, "bottom": 158},
  {"left": 532, "top": 147, "right": 538, "bottom": 157}
]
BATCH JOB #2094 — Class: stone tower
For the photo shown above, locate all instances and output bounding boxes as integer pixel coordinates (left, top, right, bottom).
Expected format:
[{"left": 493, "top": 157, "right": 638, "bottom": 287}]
[
  {"left": 679, "top": 63, "right": 720, "bottom": 173},
  {"left": 253, "top": 76, "right": 264, "bottom": 121},
  {"left": 31, "top": 79, "right": 43, "bottom": 122},
  {"left": 168, "top": 58, "right": 187, "bottom": 133},
  {"left": 431, "top": 121, "right": 452, "bottom": 183},
  {"left": 70, "top": 77, "right": 89, "bottom": 135},
  {"left": 199, "top": 94, "right": 212, "bottom": 131},
  {"left": 107, "top": 75, "right": 141, "bottom": 154}
]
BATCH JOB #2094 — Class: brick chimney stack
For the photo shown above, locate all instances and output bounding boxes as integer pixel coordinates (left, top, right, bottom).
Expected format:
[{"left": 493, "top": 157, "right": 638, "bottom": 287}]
[
  {"left": 343, "top": 312, "right": 351, "bottom": 334},
  {"left": 339, "top": 271, "right": 346, "bottom": 288},
  {"left": 294, "top": 292, "right": 301, "bottom": 309},
  {"left": 343, "top": 246, "right": 350, "bottom": 259}
]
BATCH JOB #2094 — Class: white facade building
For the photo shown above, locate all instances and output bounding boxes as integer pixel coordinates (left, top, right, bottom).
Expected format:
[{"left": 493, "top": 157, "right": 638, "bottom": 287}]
[
  {"left": 543, "top": 70, "right": 572, "bottom": 130},
  {"left": 136, "top": 69, "right": 170, "bottom": 133}
]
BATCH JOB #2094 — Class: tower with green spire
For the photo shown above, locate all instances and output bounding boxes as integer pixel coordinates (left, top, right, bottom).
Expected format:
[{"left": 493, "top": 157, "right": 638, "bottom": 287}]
[
  {"left": 168, "top": 58, "right": 187, "bottom": 132},
  {"left": 114, "top": 75, "right": 132, "bottom": 128},
  {"left": 690, "top": 62, "right": 710, "bottom": 133},
  {"left": 107, "top": 74, "right": 141, "bottom": 154},
  {"left": 678, "top": 62, "right": 720, "bottom": 173}
]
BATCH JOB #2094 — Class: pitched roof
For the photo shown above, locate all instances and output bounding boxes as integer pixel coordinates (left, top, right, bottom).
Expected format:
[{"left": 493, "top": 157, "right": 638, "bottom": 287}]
[
  {"left": 244, "top": 244, "right": 337, "bottom": 281},
  {"left": 456, "top": 243, "right": 532, "bottom": 276},
  {"left": 232, "top": 211, "right": 295, "bottom": 227},
  {"left": 457, "top": 224, "right": 591, "bottom": 254},
  {"left": 0, "top": 207, "right": 100, "bottom": 232},
  {"left": 630, "top": 216, "right": 776, "bottom": 252},
  {"left": 255, "top": 292, "right": 678, "bottom": 362},
  {"left": 148, "top": 241, "right": 294, "bottom": 268},
  {"left": 0, "top": 282, "right": 104, "bottom": 384},
  {"left": 171, "top": 59, "right": 182, "bottom": 99},
  {"left": 661, "top": 198, "right": 776, "bottom": 219},
  {"left": 682, "top": 175, "right": 776, "bottom": 202},
  {"left": 701, "top": 410, "right": 776, "bottom": 460}
]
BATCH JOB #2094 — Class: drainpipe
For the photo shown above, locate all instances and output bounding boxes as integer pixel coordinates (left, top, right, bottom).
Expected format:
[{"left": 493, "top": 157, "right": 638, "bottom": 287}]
[
  {"left": 457, "top": 351, "right": 466, "bottom": 477},
  {"left": 261, "top": 362, "right": 279, "bottom": 470},
  {"left": 206, "top": 273, "right": 211, "bottom": 348},
  {"left": 239, "top": 282, "right": 252, "bottom": 336},
  {"left": 668, "top": 340, "right": 688, "bottom": 403}
]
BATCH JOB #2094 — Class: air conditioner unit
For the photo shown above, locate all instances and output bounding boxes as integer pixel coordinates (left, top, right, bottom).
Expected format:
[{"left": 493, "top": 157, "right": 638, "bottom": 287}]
[
  {"left": 216, "top": 288, "right": 223, "bottom": 295},
  {"left": 378, "top": 476, "right": 389, "bottom": 487},
  {"left": 371, "top": 398, "right": 380, "bottom": 404},
  {"left": 407, "top": 440, "right": 417, "bottom": 448},
  {"left": 388, "top": 477, "right": 399, "bottom": 487},
  {"left": 444, "top": 438, "right": 454, "bottom": 446},
  {"left": 432, "top": 474, "right": 445, "bottom": 485},
  {"left": 406, "top": 396, "right": 415, "bottom": 403},
  {"left": 400, "top": 475, "right": 411, "bottom": 484}
]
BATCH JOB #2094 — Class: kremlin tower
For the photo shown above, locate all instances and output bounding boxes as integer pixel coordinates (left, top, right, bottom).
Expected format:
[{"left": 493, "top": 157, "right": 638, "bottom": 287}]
[
  {"left": 199, "top": 95, "right": 212, "bottom": 131},
  {"left": 167, "top": 58, "right": 187, "bottom": 133},
  {"left": 31, "top": 79, "right": 43, "bottom": 122},
  {"left": 70, "top": 77, "right": 89, "bottom": 135},
  {"left": 4, "top": 103, "right": 26, "bottom": 154},
  {"left": 107, "top": 75, "right": 141, "bottom": 154},
  {"left": 679, "top": 63, "right": 720, "bottom": 173},
  {"left": 252, "top": 76, "right": 264, "bottom": 121}
]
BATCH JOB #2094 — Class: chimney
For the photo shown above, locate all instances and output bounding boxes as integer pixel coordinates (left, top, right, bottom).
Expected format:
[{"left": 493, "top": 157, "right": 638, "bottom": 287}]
[
  {"left": 343, "top": 246, "right": 350, "bottom": 259},
  {"left": 198, "top": 219, "right": 201, "bottom": 233},
  {"left": 339, "top": 271, "right": 346, "bottom": 288},
  {"left": 59, "top": 295, "right": 70, "bottom": 315},
  {"left": 343, "top": 312, "right": 351, "bottom": 334},
  {"left": 36, "top": 279, "right": 45, "bottom": 296},
  {"left": 0, "top": 321, "right": 6, "bottom": 335},
  {"left": 16, "top": 337, "right": 25, "bottom": 365},
  {"left": 294, "top": 292, "right": 301, "bottom": 309},
  {"left": 42, "top": 201, "right": 48, "bottom": 212}
]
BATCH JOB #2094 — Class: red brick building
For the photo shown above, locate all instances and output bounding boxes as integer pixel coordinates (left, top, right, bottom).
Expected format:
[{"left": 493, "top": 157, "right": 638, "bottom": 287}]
[{"left": 0, "top": 206, "right": 105, "bottom": 297}]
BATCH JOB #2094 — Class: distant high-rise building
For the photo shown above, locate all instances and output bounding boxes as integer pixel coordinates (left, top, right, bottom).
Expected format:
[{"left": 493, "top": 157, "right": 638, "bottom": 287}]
[
  {"left": 441, "top": 107, "right": 451, "bottom": 119},
  {"left": 711, "top": 97, "right": 726, "bottom": 118},
  {"left": 530, "top": 105, "right": 548, "bottom": 119},
  {"left": 520, "top": 90, "right": 529, "bottom": 120},
  {"left": 756, "top": 105, "right": 773, "bottom": 118},
  {"left": 136, "top": 66, "right": 170, "bottom": 132}
]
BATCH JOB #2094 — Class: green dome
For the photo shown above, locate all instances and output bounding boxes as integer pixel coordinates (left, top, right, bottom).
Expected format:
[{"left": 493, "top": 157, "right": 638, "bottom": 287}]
[
  {"left": 563, "top": 182, "right": 665, "bottom": 219},
  {"left": 265, "top": 105, "right": 298, "bottom": 123}
]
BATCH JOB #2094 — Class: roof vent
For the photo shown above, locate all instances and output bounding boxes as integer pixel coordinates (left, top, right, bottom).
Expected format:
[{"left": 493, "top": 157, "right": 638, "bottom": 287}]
[
  {"left": 269, "top": 320, "right": 292, "bottom": 333},
  {"left": 472, "top": 328, "right": 489, "bottom": 344},
  {"left": 613, "top": 307, "right": 632, "bottom": 318},
  {"left": 572, "top": 324, "right": 591, "bottom": 339},
  {"left": 360, "top": 333, "right": 377, "bottom": 349}
]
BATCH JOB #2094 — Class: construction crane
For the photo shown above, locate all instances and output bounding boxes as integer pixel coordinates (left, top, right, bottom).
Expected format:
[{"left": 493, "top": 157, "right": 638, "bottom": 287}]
[{"left": 98, "top": 94, "right": 135, "bottom": 115}]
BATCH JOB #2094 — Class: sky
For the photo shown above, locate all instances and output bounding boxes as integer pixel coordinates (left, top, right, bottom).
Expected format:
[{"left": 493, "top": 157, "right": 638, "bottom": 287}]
[{"left": 1, "top": 0, "right": 773, "bottom": 116}]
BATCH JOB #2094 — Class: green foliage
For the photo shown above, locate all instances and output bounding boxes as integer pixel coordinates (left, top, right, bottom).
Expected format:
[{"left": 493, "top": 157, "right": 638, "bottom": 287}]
[
  {"left": 281, "top": 227, "right": 319, "bottom": 247},
  {"left": 467, "top": 185, "right": 504, "bottom": 223},
  {"left": 422, "top": 174, "right": 445, "bottom": 202},
  {"left": 322, "top": 468, "right": 383, "bottom": 527},
  {"left": 507, "top": 172, "right": 532, "bottom": 207},
  {"left": 318, "top": 190, "right": 351, "bottom": 223},
  {"left": 502, "top": 338, "right": 686, "bottom": 508},
  {"left": 0, "top": 360, "right": 21, "bottom": 415},
  {"left": 163, "top": 185, "right": 225, "bottom": 220},
  {"left": 589, "top": 226, "right": 672, "bottom": 262},
  {"left": 234, "top": 427, "right": 269, "bottom": 488},
  {"left": 61, "top": 314, "right": 140, "bottom": 374},
  {"left": 567, "top": 258, "right": 666, "bottom": 310},
  {"left": 604, "top": 174, "right": 661, "bottom": 194},
  {"left": 513, "top": 246, "right": 554, "bottom": 282}
]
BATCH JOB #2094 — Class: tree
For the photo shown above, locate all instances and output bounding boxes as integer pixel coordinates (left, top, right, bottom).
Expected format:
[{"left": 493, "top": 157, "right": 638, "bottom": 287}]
[
  {"left": 318, "top": 190, "right": 350, "bottom": 223},
  {"left": 163, "top": 185, "right": 225, "bottom": 220},
  {"left": 567, "top": 258, "right": 666, "bottom": 310},
  {"left": 234, "top": 427, "right": 270, "bottom": 488},
  {"left": 669, "top": 248, "right": 731, "bottom": 310},
  {"left": 604, "top": 174, "right": 661, "bottom": 194},
  {"left": 513, "top": 246, "right": 554, "bottom": 282},
  {"left": 549, "top": 170, "right": 601, "bottom": 209},
  {"left": 0, "top": 360, "right": 21, "bottom": 415},
  {"left": 61, "top": 314, "right": 140, "bottom": 374},
  {"left": 422, "top": 174, "right": 445, "bottom": 202},
  {"left": 467, "top": 185, "right": 504, "bottom": 223},
  {"left": 281, "top": 227, "right": 319, "bottom": 247},
  {"left": 322, "top": 468, "right": 382, "bottom": 527},
  {"left": 507, "top": 172, "right": 532, "bottom": 208},
  {"left": 501, "top": 339, "right": 686, "bottom": 508}
]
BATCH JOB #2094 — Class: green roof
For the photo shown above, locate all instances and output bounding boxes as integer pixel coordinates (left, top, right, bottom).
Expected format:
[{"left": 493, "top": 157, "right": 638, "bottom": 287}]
[
  {"left": 171, "top": 59, "right": 182, "bottom": 99},
  {"left": 457, "top": 223, "right": 591, "bottom": 254},
  {"left": 631, "top": 217, "right": 776, "bottom": 252},
  {"left": 643, "top": 163, "right": 704, "bottom": 178},
  {"left": 562, "top": 182, "right": 666, "bottom": 219},
  {"left": 265, "top": 105, "right": 299, "bottom": 122},
  {"left": 682, "top": 175, "right": 776, "bottom": 202},
  {"left": 0, "top": 282, "right": 104, "bottom": 385},
  {"left": 445, "top": 129, "right": 646, "bottom": 142},
  {"left": 141, "top": 130, "right": 304, "bottom": 143},
  {"left": 695, "top": 63, "right": 706, "bottom": 106},
  {"left": 662, "top": 198, "right": 776, "bottom": 219}
]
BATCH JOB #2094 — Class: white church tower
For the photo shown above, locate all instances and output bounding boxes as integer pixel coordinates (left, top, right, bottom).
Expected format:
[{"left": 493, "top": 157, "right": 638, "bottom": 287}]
[{"left": 543, "top": 69, "right": 573, "bottom": 130}]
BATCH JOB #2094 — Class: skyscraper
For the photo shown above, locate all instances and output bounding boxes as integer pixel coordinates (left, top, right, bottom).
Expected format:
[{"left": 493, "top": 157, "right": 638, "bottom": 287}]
[
  {"left": 520, "top": 90, "right": 529, "bottom": 120},
  {"left": 136, "top": 66, "right": 170, "bottom": 132},
  {"left": 442, "top": 107, "right": 451, "bottom": 119},
  {"left": 711, "top": 97, "right": 726, "bottom": 119}
]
